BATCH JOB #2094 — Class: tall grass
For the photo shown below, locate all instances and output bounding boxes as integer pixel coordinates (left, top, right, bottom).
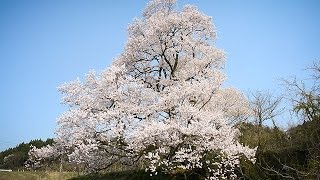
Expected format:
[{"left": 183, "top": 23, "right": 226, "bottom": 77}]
[{"left": 0, "top": 171, "right": 78, "bottom": 180}]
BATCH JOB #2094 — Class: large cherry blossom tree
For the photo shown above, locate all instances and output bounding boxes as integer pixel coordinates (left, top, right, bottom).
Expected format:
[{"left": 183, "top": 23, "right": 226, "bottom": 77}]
[{"left": 28, "top": 0, "right": 256, "bottom": 178}]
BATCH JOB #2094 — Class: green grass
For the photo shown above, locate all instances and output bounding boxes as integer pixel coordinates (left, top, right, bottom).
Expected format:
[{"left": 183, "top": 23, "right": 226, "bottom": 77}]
[{"left": 0, "top": 171, "right": 78, "bottom": 180}]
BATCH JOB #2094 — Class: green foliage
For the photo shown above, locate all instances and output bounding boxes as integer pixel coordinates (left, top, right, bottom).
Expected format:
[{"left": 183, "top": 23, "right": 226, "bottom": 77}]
[
  {"left": 237, "top": 122, "right": 289, "bottom": 151},
  {"left": 237, "top": 119, "right": 320, "bottom": 179}
]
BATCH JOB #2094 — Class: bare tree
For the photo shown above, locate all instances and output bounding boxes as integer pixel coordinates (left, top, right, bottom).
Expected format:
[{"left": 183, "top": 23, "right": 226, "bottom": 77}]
[
  {"left": 282, "top": 61, "right": 320, "bottom": 179},
  {"left": 248, "top": 90, "right": 284, "bottom": 127},
  {"left": 283, "top": 61, "right": 320, "bottom": 123}
]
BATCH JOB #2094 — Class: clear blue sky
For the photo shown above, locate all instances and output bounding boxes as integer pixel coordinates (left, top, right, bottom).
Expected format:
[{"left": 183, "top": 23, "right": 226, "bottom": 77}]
[{"left": 0, "top": 0, "right": 319, "bottom": 151}]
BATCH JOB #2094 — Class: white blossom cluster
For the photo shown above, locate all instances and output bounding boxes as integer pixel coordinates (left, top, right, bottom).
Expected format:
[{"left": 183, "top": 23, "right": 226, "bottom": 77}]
[
  {"left": 26, "top": 144, "right": 57, "bottom": 168},
  {"left": 27, "top": 0, "right": 256, "bottom": 178}
]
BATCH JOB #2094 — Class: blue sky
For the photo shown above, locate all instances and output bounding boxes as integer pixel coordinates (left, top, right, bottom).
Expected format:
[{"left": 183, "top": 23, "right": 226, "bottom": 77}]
[{"left": 0, "top": 0, "right": 319, "bottom": 151}]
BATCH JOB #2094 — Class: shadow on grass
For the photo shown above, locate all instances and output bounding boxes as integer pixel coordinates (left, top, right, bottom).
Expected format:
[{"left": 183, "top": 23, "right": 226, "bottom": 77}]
[
  {"left": 69, "top": 170, "right": 204, "bottom": 180},
  {"left": 69, "top": 170, "right": 169, "bottom": 180}
]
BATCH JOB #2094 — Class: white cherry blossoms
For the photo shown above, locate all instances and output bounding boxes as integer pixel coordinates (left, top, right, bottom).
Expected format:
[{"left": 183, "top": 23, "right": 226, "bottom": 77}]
[{"left": 26, "top": 0, "right": 256, "bottom": 179}]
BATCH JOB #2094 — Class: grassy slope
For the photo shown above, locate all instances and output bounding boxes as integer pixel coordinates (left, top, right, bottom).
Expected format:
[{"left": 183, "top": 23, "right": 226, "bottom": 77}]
[{"left": 0, "top": 171, "right": 77, "bottom": 180}]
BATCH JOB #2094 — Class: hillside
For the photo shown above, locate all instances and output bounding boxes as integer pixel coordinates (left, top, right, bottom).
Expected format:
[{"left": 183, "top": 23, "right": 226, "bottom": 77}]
[{"left": 0, "top": 139, "right": 53, "bottom": 170}]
